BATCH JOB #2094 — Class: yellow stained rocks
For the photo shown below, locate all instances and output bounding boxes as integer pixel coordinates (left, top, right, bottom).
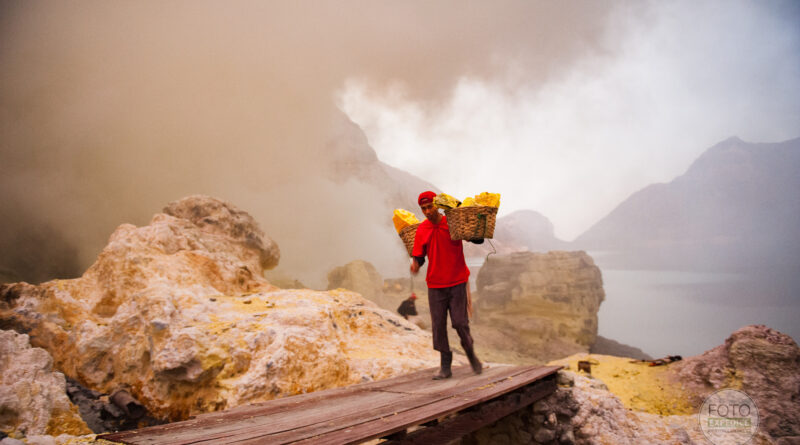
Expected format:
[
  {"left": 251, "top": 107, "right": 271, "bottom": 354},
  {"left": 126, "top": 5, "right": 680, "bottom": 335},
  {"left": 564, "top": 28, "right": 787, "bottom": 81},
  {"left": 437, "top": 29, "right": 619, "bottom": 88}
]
[
  {"left": 549, "top": 353, "right": 694, "bottom": 416},
  {"left": 0, "top": 196, "right": 439, "bottom": 423}
]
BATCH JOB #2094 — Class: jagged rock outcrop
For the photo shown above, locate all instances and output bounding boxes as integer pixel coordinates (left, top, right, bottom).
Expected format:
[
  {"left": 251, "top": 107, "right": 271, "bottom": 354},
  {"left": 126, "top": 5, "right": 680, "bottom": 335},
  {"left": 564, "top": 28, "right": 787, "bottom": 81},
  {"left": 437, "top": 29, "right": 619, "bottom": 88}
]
[
  {"left": 162, "top": 195, "right": 280, "bottom": 272},
  {"left": 670, "top": 324, "right": 800, "bottom": 442},
  {"left": 459, "top": 371, "right": 733, "bottom": 445},
  {"left": 474, "top": 251, "right": 605, "bottom": 362},
  {"left": 0, "top": 196, "right": 438, "bottom": 422},
  {"left": 538, "top": 372, "right": 722, "bottom": 444},
  {"left": 381, "top": 251, "right": 607, "bottom": 364},
  {"left": 533, "top": 325, "right": 799, "bottom": 444},
  {"left": 0, "top": 330, "right": 90, "bottom": 438},
  {"left": 464, "top": 325, "right": 797, "bottom": 445}
]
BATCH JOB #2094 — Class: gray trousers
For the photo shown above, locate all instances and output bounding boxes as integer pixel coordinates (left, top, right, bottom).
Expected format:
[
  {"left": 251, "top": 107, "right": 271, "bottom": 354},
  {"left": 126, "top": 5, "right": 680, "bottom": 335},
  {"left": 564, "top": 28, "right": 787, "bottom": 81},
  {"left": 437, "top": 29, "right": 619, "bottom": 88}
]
[{"left": 428, "top": 282, "right": 474, "bottom": 353}]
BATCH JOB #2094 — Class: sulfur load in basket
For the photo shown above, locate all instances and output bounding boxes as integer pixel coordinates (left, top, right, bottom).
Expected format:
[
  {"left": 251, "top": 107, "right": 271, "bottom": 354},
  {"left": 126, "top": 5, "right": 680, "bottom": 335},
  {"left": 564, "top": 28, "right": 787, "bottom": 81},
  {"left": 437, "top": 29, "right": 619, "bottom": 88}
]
[
  {"left": 441, "top": 192, "right": 500, "bottom": 240},
  {"left": 445, "top": 206, "right": 498, "bottom": 240},
  {"left": 393, "top": 209, "right": 421, "bottom": 256}
]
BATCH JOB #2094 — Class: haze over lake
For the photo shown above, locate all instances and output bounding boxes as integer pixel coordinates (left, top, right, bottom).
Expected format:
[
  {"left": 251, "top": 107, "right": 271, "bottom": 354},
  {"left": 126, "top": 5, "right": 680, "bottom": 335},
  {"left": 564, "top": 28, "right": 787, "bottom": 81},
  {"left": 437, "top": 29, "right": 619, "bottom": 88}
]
[{"left": 597, "top": 266, "right": 799, "bottom": 358}]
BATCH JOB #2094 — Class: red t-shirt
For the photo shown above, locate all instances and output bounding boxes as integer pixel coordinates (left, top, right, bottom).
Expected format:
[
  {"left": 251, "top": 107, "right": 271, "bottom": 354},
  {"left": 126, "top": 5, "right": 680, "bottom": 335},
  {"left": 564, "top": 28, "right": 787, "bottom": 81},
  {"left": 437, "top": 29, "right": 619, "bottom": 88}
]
[{"left": 412, "top": 215, "right": 470, "bottom": 288}]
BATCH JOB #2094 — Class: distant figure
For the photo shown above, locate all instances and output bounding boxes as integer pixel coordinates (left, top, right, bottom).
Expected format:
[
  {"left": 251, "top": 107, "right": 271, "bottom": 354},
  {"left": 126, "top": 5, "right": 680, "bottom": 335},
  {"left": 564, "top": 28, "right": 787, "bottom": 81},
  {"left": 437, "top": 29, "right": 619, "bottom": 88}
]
[
  {"left": 397, "top": 293, "right": 419, "bottom": 320},
  {"left": 411, "top": 191, "right": 484, "bottom": 380}
]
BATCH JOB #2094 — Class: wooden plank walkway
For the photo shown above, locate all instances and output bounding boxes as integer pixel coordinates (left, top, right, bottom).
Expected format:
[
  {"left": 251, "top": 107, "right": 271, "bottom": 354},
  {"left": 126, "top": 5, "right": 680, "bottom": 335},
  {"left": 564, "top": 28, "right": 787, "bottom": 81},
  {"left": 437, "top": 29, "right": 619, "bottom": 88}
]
[{"left": 100, "top": 364, "right": 561, "bottom": 445}]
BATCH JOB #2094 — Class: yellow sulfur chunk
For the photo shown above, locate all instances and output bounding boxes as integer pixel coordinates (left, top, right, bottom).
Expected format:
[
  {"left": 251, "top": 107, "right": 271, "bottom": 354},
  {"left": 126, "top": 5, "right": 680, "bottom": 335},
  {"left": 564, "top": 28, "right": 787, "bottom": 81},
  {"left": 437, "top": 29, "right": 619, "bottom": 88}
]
[
  {"left": 473, "top": 192, "right": 500, "bottom": 207},
  {"left": 392, "top": 209, "right": 420, "bottom": 233},
  {"left": 434, "top": 193, "right": 461, "bottom": 209},
  {"left": 461, "top": 197, "right": 476, "bottom": 207}
]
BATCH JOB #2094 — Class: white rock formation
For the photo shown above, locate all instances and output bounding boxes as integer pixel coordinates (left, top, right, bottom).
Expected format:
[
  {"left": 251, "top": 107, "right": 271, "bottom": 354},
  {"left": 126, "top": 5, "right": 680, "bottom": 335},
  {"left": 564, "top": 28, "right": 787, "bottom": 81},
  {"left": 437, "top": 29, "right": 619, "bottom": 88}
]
[
  {"left": 0, "top": 330, "right": 89, "bottom": 437},
  {"left": 0, "top": 196, "right": 437, "bottom": 421}
]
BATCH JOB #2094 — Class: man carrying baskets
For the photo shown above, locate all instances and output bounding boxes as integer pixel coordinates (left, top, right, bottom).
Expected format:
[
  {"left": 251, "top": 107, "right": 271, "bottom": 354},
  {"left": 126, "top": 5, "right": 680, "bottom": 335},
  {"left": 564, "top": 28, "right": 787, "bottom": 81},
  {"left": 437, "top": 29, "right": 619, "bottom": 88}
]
[{"left": 410, "top": 191, "right": 484, "bottom": 380}]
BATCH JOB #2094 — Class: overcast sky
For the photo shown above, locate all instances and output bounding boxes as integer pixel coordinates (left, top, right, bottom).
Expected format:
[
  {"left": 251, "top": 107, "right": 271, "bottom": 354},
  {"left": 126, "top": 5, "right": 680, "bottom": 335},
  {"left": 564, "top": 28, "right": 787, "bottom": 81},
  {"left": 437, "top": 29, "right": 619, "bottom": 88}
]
[{"left": 339, "top": 1, "right": 800, "bottom": 240}]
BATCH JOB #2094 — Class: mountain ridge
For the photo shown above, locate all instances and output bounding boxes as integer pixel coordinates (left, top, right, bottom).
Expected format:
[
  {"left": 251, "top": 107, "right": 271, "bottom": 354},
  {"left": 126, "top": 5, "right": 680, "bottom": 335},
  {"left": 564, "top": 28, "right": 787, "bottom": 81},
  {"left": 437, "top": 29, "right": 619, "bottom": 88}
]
[{"left": 572, "top": 135, "right": 800, "bottom": 272}]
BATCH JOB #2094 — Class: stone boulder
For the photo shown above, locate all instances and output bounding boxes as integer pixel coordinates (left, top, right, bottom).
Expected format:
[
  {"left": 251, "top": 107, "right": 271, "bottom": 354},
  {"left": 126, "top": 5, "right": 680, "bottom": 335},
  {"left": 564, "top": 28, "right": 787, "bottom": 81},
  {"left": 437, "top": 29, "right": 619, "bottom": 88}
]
[
  {"left": 459, "top": 371, "right": 754, "bottom": 445},
  {"left": 0, "top": 196, "right": 437, "bottom": 422},
  {"left": 474, "top": 251, "right": 605, "bottom": 362},
  {"left": 163, "top": 195, "right": 281, "bottom": 272},
  {"left": 463, "top": 325, "right": 796, "bottom": 445},
  {"left": 0, "top": 330, "right": 90, "bottom": 438},
  {"left": 669, "top": 324, "right": 800, "bottom": 442},
  {"left": 462, "top": 367, "right": 776, "bottom": 445},
  {"left": 327, "top": 260, "right": 389, "bottom": 309}
]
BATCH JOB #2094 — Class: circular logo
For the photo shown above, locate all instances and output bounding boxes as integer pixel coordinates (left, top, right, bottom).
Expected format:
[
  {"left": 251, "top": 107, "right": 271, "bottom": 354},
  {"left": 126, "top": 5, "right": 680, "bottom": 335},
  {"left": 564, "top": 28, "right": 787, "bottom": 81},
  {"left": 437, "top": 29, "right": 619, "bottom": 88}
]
[{"left": 699, "top": 389, "right": 759, "bottom": 445}]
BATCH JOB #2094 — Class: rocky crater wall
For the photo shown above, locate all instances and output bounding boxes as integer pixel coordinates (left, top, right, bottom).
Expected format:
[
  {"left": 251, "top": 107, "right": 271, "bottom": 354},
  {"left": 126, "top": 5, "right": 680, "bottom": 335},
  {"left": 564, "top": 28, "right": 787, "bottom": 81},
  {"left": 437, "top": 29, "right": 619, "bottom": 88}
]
[{"left": 475, "top": 251, "right": 605, "bottom": 362}]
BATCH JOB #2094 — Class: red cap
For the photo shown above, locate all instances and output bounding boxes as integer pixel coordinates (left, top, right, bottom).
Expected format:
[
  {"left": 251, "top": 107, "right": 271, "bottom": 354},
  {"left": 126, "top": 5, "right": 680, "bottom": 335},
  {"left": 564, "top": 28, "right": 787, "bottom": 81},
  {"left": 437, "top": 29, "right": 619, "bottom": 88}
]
[
  {"left": 410, "top": 293, "right": 417, "bottom": 300},
  {"left": 418, "top": 191, "right": 436, "bottom": 206}
]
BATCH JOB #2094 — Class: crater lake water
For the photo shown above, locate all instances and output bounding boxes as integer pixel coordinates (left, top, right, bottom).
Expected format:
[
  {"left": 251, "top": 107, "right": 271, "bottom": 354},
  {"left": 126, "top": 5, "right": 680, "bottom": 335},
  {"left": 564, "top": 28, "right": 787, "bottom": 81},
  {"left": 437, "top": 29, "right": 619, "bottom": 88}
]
[{"left": 468, "top": 254, "right": 800, "bottom": 358}]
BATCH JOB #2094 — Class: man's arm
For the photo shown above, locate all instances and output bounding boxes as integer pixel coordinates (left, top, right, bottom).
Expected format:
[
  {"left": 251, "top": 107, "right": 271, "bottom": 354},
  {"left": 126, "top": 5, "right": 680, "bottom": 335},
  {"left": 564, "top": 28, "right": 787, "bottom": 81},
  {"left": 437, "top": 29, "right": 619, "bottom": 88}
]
[{"left": 410, "top": 256, "right": 425, "bottom": 274}]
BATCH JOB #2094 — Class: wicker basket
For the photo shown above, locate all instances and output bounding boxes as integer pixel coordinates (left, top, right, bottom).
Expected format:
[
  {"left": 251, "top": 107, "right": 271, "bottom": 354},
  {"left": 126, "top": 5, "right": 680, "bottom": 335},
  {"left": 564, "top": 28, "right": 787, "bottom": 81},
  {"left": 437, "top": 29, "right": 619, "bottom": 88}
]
[
  {"left": 399, "top": 223, "right": 420, "bottom": 256},
  {"left": 445, "top": 206, "right": 498, "bottom": 240}
]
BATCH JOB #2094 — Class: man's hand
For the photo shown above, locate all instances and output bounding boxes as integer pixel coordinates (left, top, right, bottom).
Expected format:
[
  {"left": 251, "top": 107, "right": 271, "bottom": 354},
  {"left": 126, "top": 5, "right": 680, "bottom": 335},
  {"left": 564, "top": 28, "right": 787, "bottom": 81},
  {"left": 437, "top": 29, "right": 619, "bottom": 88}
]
[{"left": 410, "top": 258, "right": 420, "bottom": 275}]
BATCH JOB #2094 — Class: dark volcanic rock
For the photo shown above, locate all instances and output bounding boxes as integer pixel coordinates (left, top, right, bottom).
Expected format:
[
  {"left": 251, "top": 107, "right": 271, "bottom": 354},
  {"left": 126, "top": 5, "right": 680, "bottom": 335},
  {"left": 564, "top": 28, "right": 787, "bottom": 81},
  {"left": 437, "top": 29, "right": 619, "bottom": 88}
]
[
  {"left": 66, "top": 377, "right": 164, "bottom": 433},
  {"left": 590, "top": 335, "right": 652, "bottom": 360}
]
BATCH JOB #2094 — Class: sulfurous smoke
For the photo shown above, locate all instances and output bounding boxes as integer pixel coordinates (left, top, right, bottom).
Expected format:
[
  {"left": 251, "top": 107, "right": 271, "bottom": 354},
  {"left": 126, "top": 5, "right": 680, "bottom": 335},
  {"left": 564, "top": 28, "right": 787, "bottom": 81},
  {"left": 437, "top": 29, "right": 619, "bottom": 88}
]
[{"left": 0, "top": 1, "right": 623, "bottom": 285}]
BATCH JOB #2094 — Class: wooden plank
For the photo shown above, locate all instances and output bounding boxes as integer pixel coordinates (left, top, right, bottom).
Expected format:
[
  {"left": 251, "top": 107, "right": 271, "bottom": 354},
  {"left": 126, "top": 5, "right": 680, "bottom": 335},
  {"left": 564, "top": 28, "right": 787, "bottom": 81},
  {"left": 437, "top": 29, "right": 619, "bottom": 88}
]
[
  {"left": 269, "top": 366, "right": 561, "bottom": 445},
  {"left": 106, "top": 365, "right": 442, "bottom": 443},
  {"left": 357, "top": 363, "right": 512, "bottom": 392},
  {"left": 376, "top": 364, "right": 536, "bottom": 396},
  {"left": 99, "top": 386, "right": 366, "bottom": 443},
  {"left": 100, "top": 365, "right": 561, "bottom": 445},
  {"left": 384, "top": 376, "right": 557, "bottom": 444},
  {"left": 105, "top": 390, "right": 429, "bottom": 445},
  {"left": 102, "top": 366, "right": 498, "bottom": 443},
  {"left": 207, "top": 366, "right": 438, "bottom": 418},
  {"left": 161, "top": 367, "right": 516, "bottom": 445},
  {"left": 216, "top": 393, "right": 444, "bottom": 445}
]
